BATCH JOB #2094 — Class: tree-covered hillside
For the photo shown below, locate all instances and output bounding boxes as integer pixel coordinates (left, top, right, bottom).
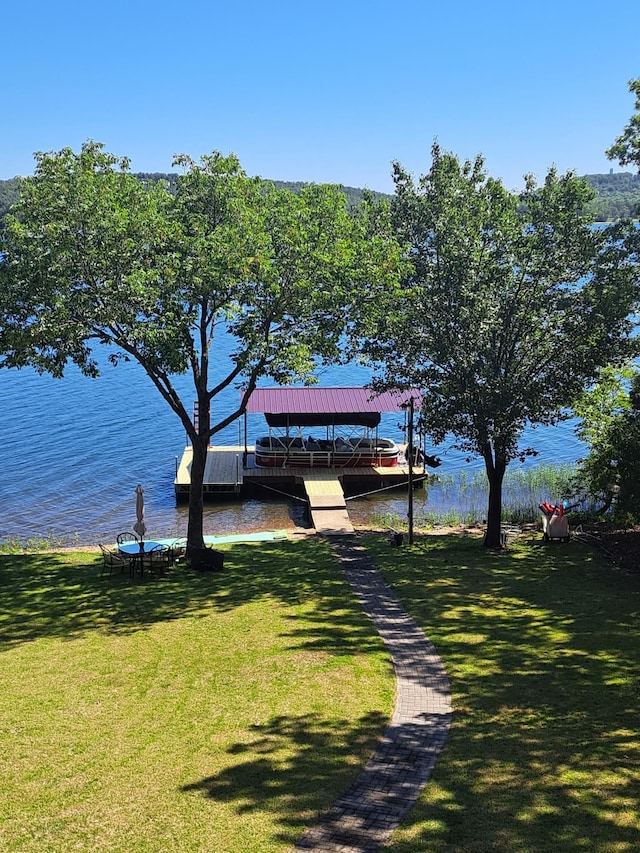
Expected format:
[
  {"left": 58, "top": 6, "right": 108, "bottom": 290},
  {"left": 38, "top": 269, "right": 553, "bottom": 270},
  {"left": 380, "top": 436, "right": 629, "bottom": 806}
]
[
  {"left": 584, "top": 172, "right": 640, "bottom": 220},
  {"left": 1, "top": 171, "right": 639, "bottom": 225},
  {"left": 129, "top": 175, "right": 384, "bottom": 209},
  {"left": 0, "top": 178, "right": 20, "bottom": 223}
]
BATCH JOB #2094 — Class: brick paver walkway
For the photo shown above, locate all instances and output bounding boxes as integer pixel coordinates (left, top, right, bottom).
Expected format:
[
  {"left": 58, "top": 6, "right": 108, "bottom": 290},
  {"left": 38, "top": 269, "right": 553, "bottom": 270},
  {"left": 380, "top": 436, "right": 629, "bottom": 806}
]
[{"left": 292, "top": 535, "right": 452, "bottom": 852}]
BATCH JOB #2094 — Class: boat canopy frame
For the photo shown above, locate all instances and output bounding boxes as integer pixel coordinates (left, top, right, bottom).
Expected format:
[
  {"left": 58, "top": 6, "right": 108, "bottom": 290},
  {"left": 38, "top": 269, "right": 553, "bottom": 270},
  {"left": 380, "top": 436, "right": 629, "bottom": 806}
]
[{"left": 242, "top": 386, "right": 422, "bottom": 457}]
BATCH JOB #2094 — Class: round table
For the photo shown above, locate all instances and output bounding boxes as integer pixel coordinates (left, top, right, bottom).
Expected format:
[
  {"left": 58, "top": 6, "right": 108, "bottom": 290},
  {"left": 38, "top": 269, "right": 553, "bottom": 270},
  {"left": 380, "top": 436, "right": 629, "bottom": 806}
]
[{"left": 117, "top": 541, "right": 166, "bottom": 576}]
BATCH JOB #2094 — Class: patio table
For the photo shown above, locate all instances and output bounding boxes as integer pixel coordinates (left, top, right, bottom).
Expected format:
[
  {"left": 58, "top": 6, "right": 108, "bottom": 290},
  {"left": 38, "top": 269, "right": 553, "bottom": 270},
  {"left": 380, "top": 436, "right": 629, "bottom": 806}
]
[{"left": 117, "top": 540, "right": 167, "bottom": 576}]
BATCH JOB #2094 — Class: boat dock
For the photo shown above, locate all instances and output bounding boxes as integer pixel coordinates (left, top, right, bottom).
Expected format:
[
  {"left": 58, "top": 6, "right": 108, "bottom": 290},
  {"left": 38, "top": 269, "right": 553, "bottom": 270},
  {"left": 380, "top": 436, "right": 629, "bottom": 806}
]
[
  {"left": 175, "top": 386, "right": 433, "bottom": 535},
  {"left": 175, "top": 445, "right": 427, "bottom": 534},
  {"left": 175, "top": 446, "right": 244, "bottom": 497}
]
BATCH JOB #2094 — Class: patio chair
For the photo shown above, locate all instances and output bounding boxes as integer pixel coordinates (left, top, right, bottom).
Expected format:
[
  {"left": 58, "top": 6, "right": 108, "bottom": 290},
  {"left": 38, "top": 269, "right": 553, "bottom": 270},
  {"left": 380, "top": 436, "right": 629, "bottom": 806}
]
[
  {"left": 116, "top": 532, "right": 139, "bottom": 545},
  {"left": 167, "top": 540, "right": 186, "bottom": 564},
  {"left": 146, "top": 544, "right": 171, "bottom": 577},
  {"left": 100, "top": 544, "right": 134, "bottom": 577}
]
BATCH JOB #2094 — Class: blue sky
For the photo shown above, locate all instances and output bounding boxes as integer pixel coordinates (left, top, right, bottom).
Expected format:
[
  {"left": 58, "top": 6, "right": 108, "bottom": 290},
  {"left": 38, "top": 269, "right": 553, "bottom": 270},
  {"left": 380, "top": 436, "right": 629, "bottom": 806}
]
[{"left": 3, "top": 0, "right": 639, "bottom": 192}]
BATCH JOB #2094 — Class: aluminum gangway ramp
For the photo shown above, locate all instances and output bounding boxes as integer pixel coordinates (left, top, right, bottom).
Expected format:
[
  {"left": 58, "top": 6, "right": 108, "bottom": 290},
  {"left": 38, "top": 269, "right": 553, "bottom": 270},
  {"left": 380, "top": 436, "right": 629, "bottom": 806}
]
[{"left": 302, "top": 473, "right": 354, "bottom": 535}]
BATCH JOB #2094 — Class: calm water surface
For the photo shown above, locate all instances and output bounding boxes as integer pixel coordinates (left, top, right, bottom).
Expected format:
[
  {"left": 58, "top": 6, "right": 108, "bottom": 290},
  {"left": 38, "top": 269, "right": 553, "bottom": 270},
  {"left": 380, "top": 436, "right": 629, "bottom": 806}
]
[{"left": 0, "top": 346, "right": 585, "bottom": 545}]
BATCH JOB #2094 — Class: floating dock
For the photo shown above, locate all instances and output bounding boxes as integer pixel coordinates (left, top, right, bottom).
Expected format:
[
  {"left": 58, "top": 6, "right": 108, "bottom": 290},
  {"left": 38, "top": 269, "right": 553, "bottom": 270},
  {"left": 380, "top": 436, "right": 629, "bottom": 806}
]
[
  {"left": 175, "top": 446, "right": 244, "bottom": 497},
  {"left": 175, "top": 445, "right": 428, "bottom": 534},
  {"left": 175, "top": 386, "right": 432, "bottom": 535}
]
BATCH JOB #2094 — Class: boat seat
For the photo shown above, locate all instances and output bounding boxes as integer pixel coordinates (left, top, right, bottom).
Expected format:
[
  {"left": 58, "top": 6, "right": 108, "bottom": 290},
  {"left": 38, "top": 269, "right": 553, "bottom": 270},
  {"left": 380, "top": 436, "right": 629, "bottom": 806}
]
[
  {"left": 376, "top": 438, "right": 395, "bottom": 448},
  {"left": 350, "top": 438, "right": 375, "bottom": 449}
]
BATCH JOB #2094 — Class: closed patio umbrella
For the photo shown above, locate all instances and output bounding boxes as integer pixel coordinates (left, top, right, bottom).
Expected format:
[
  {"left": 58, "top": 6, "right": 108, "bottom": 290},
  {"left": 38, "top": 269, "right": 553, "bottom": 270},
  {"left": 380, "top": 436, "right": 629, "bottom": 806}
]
[{"left": 133, "top": 484, "right": 147, "bottom": 542}]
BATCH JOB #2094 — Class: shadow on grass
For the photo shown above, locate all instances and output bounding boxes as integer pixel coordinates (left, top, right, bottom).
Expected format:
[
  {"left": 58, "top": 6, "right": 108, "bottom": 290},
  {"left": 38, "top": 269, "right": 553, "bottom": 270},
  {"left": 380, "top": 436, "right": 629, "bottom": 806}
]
[
  {"left": 362, "top": 532, "right": 640, "bottom": 853},
  {"left": 1, "top": 538, "right": 396, "bottom": 851},
  {"left": 0, "top": 539, "right": 384, "bottom": 658},
  {"left": 180, "top": 710, "right": 388, "bottom": 845}
]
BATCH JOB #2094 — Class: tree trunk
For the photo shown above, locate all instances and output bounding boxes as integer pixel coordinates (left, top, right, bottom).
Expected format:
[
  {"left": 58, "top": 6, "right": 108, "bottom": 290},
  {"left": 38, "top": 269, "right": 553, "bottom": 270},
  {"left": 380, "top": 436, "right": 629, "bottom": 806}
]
[
  {"left": 187, "top": 417, "right": 209, "bottom": 558},
  {"left": 186, "top": 432, "right": 208, "bottom": 557},
  {"left": 483, "top": 448, "right": 507, "bottom": 549}
]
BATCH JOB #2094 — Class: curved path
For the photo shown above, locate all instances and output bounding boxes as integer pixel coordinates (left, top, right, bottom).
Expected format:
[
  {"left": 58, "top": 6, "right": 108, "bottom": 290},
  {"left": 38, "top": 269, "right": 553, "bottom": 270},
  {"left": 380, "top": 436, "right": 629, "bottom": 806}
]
[{"left": 292, "top": 535, "right": 452, "bottom": 853}]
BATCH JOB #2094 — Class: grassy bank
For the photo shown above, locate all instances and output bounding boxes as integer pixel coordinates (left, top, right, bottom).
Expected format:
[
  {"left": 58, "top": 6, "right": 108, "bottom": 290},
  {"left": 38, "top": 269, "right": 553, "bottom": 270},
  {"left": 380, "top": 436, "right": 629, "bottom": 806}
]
[
  {"left": 2, "top": 532, "right": 639, "bottom": 851},
  {"left": 0, "top": 540, "right": 393, "bottom": 853},
  {"left": 365, "top": 531, "right": 640, "bottom": 852}
]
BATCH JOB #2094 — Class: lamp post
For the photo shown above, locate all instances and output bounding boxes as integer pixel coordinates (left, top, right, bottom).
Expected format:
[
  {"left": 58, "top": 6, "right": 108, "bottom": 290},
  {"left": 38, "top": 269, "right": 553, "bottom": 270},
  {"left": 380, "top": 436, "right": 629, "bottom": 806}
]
[{"left": 407, "top": 395, "right": 414, "bottom": 545}]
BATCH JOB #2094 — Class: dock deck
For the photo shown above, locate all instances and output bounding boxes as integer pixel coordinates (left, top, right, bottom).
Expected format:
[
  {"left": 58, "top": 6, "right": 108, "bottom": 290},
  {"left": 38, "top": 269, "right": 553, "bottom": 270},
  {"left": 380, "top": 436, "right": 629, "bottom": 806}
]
[
  {"left": 175, "top": 446, "right": 244, "bottom": 498},
  {"left": 302, "top": 472, "right": 354, "bottom": 535},
  {"left": 175, "top": 444, "right": 426, "bottom": 533}
]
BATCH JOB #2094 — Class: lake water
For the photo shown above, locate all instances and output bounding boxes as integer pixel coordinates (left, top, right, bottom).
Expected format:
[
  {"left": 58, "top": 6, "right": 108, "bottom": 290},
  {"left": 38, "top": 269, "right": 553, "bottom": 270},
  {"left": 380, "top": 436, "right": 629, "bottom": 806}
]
[{"left": 0, "top": 342, "right": 586, "bottom": 546}]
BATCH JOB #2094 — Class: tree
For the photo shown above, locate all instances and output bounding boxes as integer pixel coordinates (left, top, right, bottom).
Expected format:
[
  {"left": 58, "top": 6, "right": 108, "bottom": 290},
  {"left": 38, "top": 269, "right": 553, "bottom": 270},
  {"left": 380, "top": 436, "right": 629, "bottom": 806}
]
[
  {"left": 572, "top": 369, "right": 640, "bottom": 522},
  {"left": 568, "top": 76, "right": 640, "bottom": 520},
  {"left": 355, "top": 143, "right": 639, "bottom": 548},
  {"left": 607, "top": 78, "right": 640, "bottom": 172},
  {"left": 0, "top": 142, "right": 401, "bottom": 558}
]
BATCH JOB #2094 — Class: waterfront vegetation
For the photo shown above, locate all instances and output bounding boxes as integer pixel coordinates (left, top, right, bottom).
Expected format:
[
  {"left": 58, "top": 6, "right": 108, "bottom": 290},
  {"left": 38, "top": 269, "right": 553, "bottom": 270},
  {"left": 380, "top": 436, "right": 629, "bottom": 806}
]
[
  {"left": 354, "top": 143, "right": 637, "bottom": 549},
  {"left": 370, "top": 462, "right": 577, "bottom": 532},
  {"left": 1, "top": 533, "right": 638, "bottom": 851},
  {"left": 0, "top": 463, "right": 581, "bottom": 555},
  {"left": 0, "top": 532, "right": 72, "bottom": 554}
]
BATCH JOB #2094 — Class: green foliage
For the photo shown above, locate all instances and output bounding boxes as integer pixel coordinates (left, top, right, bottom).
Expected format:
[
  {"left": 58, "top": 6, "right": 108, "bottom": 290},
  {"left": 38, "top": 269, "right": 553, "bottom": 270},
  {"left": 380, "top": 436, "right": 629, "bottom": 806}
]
[
  {"left": 607, "top": 78, "right": 640, "bottom": 171},
  {"left": 572, "top": 362, "right": 635, "bottom": 448},
  {"left": 0, "top": 171, "right": 384, "bottom": 224},
  {"left": 371, "top": 462, "right": 577, "bottom": 530},
  {"left": 356, "top": 142, "right": 639, "bottom": 547},
  {"left": 573, "top": 367, "right": 640, "bottom": 521},
  {"left": 0, "top": 178, "right": 20, "bottom": 224},
  {"left": 0, "top": 141, "right": 402, "bottom": 550},
  {"left": 584, "top": 171, "right": 640, "bottom": 220},
  {"left": 0, "top": 532, "right": 70, "bottom": 554},
  {"left": 3, "top": 170, "right": 638, "bottom": 226}
]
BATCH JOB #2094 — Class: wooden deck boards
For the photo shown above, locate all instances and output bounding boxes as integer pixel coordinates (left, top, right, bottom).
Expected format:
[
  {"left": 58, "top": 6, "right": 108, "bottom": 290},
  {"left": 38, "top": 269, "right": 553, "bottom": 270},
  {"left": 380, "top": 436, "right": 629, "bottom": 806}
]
[
  {"left": 204, "top": 446, "right": 243, "bottom": 485},
  {"left": 302, "top": 472, "right": 347, "bottom": 505},
  {"left": 175, "top": 446, "right": 243, "bottom": 496},
  {"left": 175, "top": 445, "right": 420, "bottom": 533},
  {"left": 301, "top": 473, "right": 354, "bottom": 535},
  {"left": 309, "top": 508, "right": 354, "bottom": 535}
]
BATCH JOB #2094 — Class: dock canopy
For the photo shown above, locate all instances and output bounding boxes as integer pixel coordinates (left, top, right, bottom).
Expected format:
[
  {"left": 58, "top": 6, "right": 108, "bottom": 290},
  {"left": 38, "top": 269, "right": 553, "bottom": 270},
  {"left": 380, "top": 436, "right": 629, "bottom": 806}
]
[{"left": 244, "top": 387, "right": 422, "bottom": 428}]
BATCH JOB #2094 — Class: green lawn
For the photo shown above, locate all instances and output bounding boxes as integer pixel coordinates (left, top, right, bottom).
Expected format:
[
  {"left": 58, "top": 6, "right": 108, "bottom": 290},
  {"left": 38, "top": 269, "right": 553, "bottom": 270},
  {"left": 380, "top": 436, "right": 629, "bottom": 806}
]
[
  {"left": 2, "top": 533, "right": 639, "bottom": 852},
  {"left": 364, "top": 532, "right": 640, "bottom": 853},
  {"left": 0, "top": 540, "right": 393, "bottom": 853}
]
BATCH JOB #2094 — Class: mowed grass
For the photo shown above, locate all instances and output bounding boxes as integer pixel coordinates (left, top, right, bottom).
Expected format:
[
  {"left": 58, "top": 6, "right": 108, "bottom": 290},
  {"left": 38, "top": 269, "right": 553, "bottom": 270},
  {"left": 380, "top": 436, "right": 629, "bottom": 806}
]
[
  {"left": 3, "top": 533, "right": 640, "bottom": 853},
  {"left": 0, "top": 539, "right": 393, "bottom": 853},
  {"left": 364, "top": 532, "right": 640, "bottom": 853}
]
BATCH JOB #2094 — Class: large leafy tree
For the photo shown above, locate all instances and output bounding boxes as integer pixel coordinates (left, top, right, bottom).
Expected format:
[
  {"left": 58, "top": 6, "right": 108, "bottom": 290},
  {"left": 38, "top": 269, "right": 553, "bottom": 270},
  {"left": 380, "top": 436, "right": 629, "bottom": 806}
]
[
  {"left": 570, "top": 364, "right": 640, "bottom": 519},
  {"left": 0, "top": 142, "right": 401, "bottom": 556},
  {"left": 356, "top": 144, "right": 639, "bottom": 548},
  {"left": 567, "top": 77, "right": 640, "bottom": 521},
  {"left": 607, "top": 78, "right": 640, "bottom": 172}
]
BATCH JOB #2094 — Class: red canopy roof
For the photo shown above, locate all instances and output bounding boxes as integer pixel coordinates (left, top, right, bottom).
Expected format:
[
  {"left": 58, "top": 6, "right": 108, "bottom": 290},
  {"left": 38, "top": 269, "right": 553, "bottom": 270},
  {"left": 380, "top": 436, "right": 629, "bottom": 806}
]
[{"left": 245, "top": 387, "right": 421, "bottom": 421}]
